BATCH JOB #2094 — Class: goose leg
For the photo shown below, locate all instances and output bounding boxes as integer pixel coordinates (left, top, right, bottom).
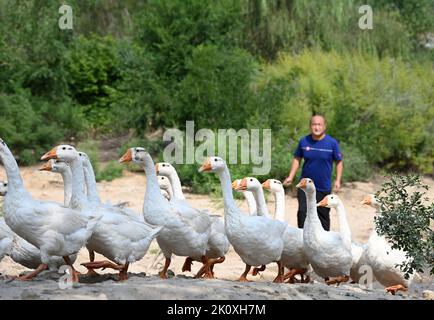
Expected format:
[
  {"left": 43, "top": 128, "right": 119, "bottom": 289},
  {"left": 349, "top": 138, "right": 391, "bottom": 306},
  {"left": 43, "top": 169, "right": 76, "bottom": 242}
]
[
  {"left": 284, "top": 268, "right": 308, "bottom": 283},
  {"left": 158, "top": 258, "right": 171, "bottom": 279},
  {"left": 195, "top": 256, "right": 216, "bottom": 279},
  {"left": 273, "top": 261, "right": 285, "bottom": 283},
  {"left": 85, "top": 250, "right": 99, "bottom": 276},
  {"left": 118, "top": 263, "right": 130, "bottom": 281},
  {"left": 182, "top": 257, "right": 193, "bottom": 272},
  {"left": 18, "top": 263, "right": 48, "bottom": 281},
  {"left": 238, "top": 264, "right": 251, "bottom": 282},
  {"left": 325, "top": 275, "right": 349, "bottom": 286},
  {"left": 251, "top": 265, "right": 266, "bottom": 276},
  {"left": 385, "top": 284, "right": 407, "bottom": 295},
  {"left": 208, "top": 256, "right": 225, "bottom": 278},
  {"left": 63, "top": 256, "right": 80, "bottom": 283}
]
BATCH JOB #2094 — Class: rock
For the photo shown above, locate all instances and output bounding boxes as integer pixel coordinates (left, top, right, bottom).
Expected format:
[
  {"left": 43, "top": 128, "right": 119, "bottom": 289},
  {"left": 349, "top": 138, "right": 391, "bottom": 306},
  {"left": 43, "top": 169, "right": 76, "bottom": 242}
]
[{"left": 423, "top": 290, "right": 434, "bottom": 300}]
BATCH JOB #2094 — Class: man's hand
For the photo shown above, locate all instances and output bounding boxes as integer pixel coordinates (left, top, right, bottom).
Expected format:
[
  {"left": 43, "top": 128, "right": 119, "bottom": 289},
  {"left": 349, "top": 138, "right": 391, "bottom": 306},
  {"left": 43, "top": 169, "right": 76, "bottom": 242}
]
[
  {"left": 333, "top": 180, "right": 341, "bottom": 192},
  {"left": 283, "top": 176, "right": 292, "bottom": 186}
]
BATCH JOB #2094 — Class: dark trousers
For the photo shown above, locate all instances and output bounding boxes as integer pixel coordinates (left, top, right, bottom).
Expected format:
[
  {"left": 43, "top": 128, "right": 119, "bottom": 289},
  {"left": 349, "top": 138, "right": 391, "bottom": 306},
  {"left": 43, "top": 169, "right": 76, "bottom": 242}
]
[{"left": 297, "top": 188, "right": 331, "bottom": 231}]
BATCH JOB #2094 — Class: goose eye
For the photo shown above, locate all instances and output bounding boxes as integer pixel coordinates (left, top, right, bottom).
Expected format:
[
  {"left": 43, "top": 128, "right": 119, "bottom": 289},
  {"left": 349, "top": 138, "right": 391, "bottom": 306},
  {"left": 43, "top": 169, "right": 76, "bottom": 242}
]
[
  {"left": 62, "top": 147, "right": 66, "bottom": 150},
  {"left": 250, "top": 179, "right": 253, "bottom": 182},
  {"left": 214, "top": 158, "right": 217, "bottom": 162},
  {"left": 4, "top": 183, "right": 7, "bottom": 186}
]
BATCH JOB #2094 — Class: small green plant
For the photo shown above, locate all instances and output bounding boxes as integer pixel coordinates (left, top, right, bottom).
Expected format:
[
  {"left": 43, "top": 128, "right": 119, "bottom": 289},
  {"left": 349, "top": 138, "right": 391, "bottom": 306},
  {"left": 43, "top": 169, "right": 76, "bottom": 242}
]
[
  {"left": 96, "top": 161, "right": 123, "bottom": 182},
  {"left": 375, "top": 174, "right": 434, "bottom": 278}
]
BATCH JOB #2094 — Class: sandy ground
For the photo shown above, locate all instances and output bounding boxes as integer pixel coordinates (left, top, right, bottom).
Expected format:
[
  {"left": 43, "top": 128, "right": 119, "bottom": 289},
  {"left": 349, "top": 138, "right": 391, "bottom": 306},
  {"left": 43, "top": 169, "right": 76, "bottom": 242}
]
[{"left": 0, "top": 166, "right": 433, "bottom": 300}]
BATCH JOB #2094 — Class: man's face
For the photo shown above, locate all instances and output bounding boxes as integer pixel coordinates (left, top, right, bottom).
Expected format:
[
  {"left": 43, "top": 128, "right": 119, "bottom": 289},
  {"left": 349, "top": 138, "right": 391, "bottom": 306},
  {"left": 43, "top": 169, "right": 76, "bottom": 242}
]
[{"left": 310, "top": 116, "right": 326, "bottom": 137}]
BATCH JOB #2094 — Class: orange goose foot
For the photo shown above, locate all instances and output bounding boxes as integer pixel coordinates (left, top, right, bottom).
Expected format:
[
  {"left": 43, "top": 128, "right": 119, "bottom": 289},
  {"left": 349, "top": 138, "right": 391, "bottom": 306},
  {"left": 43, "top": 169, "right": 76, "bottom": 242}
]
[
  {"left": 325, "top": 275, "right": 350, "bottom": 286},
  {"left": 251, "top": 265, "right": 266, "bottom": 276},
  {"left": 385, "top": 284, "right": 407, "bottom": 295}
]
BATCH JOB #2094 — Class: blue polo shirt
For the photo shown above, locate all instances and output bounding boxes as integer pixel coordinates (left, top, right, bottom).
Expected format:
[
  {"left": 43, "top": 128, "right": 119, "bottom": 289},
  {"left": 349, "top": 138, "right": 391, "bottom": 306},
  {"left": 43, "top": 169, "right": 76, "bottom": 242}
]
[{"left": 294, "top": 134, "right": 342, "bottom": 192}]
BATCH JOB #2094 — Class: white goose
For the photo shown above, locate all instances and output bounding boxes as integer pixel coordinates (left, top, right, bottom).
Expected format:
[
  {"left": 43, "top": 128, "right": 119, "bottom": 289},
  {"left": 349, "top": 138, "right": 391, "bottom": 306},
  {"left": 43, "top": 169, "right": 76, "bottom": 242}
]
[
  {"left": 120, "top": 148, "right": 214, "bottom": 279},
  {"left": 231, "top": 179, "right": 257, "bottom": 215},
  {"left": 235, "top": 177, "right": 271, "bottom": 218},
  {"left": 42, "top": 145, "right": 162, "bottom": 281},
  {"left": 199, "top": 157, "right": 286, "bottom": 282},
  {"left": 1, "top": 138, "right": 99, "bottom": 282},
  {"left": 3, "top": 168, "right": 78, "bottom": 271},
  {"left": 155, "top": 162, "right": 229, "bottom": 277},
  {"left": 317, "top": 194, "right": 368, "bottom": 284},
  {"left": 297, "top": 178, "right": 352, "bottom": 285},
  {"left": 262, "top": 179, "right": 310, "bottom": 283},
  {"left": 361, "top": 194, "right": 418, "bottom": 294}
]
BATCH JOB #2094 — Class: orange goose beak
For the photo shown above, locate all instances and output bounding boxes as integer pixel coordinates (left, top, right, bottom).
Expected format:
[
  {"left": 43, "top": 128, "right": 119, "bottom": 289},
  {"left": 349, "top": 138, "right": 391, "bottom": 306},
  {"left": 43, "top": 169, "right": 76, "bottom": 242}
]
[
  {"left": 317, "top": 197, "right": 328, "bottom": 207},
  {"left": 119, "top": 149, "right": 133, "bottom": 163},
  {"left": 198, "top": 160, "right": 212, "bottom": 172},
  {"left": 296, "top": 178, "right": 307, "bottom": 189},
  {"left": 262, "top": 179, "right": 271, "bottom": 190},
  {"left": 237, "top": 178, "right": 247, "bottom": 191},
  {"left": 360, "top": 196, "right": 371, "bottom": 205},
  {"left": 155, "top": 163, "right": 160, "bottom": 174},
  {"left": 231, "top": 180, "right": 239, "bottom": 190},
  {"left": 41, "top": 147, "right": 58, "bottom": 161},
  {"left": 39, "top": 161, "right": 53, "bottom": 172}
]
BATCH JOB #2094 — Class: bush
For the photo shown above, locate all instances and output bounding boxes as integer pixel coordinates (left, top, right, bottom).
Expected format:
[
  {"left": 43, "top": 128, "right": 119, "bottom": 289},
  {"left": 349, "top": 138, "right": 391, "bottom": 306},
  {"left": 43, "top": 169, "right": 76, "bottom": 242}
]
[
  {"left": 96, "top": 161, "right": 124, "bottom": 182},
  {"left": 375, "top": 174, "right": 434, "bottom": 277},
  {"left": 77, "top": 139, "right": 123, "bottom": 182}
]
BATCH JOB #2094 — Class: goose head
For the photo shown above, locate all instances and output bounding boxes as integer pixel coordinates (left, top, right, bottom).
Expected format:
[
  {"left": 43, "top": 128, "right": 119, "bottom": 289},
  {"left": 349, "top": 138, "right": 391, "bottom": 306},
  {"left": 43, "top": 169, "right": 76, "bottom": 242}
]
[
  {"left": 198, "top": 156, "right": 225, "bottom": 172},
  {"left": 78, "top": 152, "right": 91, "bottom": 167},
  {"left": 361, "top": 194, "right": 380, "bottom": 209},
  {"left": 236, "top": 177, "right": 261, "bottom": 192},
  {"left": 158, "top": 175, "right": 171, "bottom": 191},
  {"left": 119, "top": 147, "right": 147, "bottom": 164},
  {"left": 296, "top": 178, "right": 315, "bottom": 194},
  {"left": 262, "top": 179, "right": 284, "bottom": 193},
  {"left": 0, "top": 181, "right": 7, "bottom": 196},
  {"left": 155, "top": 162, "right": 175, "bottom": 176},
  {"left": 317, "top": 194, "right": 341, "bottom": 208},
  {"left": 39, "top": 159, "right": 70, "bottom": 174},
  {"left": 41, "top": 145, "right": 79, "bottom": 162}
]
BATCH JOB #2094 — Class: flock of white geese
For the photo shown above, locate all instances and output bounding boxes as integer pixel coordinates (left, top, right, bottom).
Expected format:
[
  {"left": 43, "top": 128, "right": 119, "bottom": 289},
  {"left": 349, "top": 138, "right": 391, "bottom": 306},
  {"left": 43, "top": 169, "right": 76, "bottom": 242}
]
[{"left": 0, "top": 138, "right": 420, "bottom": 295}]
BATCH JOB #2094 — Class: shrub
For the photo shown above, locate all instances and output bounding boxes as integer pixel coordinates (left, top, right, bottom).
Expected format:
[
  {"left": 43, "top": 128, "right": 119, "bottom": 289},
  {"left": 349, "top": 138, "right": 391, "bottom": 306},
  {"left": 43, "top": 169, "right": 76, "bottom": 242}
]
[{"left": 375, "top": 174, "right": 434, "bottom": 277}]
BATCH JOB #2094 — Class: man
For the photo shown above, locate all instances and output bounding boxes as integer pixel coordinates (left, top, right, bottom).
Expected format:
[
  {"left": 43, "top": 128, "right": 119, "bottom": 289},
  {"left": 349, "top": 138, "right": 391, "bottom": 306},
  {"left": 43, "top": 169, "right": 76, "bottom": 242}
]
[{"left": 284, "top": 114, "right": 343, "bottom": 231}]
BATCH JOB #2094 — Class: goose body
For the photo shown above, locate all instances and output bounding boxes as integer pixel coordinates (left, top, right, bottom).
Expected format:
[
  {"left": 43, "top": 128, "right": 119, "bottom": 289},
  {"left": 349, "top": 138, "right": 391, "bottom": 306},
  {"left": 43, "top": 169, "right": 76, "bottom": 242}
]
[
  {"left": 1, "top": 178, "right": 76, "bottom": 270},
  {"left": 121, "top": 149, "right": 213, "bottom": 279},
  {"left": 199, "top": 157, "right": 286, "bottom": 282},
  {"left": 361, "top": 195, "right": 416, "bottom": 293},
  {"left": 299, "top": 179, "right": 352, "bottom": 283},
  {"left": 318, "top": 194, "right": 369, "bottom": 283},
  {"left": 156, "top": 162, "right": 230, "bottom": 262},
  {"left": 42, "top": 146, "right": 161, "bottom": 280},
  {"left": 262, "top": 179, "right": 309, "bottom": 279},
  {"left": 1, "top": 139, "right": 99, "bottom": 281}
]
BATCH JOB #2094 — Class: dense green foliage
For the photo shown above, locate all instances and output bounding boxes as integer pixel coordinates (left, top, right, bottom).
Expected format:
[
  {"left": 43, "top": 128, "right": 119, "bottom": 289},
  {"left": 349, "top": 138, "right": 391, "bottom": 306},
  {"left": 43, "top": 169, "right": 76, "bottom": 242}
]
[
  {"left": 0, "top": 0, "right": 433, "bottom": 189},
  {"left": 375, "top": 174, "right": 434, "bottom": 276}
]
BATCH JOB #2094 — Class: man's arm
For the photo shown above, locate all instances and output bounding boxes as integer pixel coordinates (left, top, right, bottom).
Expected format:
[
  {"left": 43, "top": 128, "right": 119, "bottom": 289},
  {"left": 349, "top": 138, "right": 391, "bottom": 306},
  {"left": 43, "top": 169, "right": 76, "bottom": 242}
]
[
  {"left": 283, "top": 157, "right": 301, "bottom": 186},
  {"left": 334, "top": 160, "right": 343, "bottom": 192}
]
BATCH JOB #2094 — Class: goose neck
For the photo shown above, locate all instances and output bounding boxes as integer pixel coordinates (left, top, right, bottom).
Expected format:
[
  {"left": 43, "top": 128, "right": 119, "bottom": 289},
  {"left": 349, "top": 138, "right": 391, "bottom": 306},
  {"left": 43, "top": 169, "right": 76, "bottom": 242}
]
[
  {"left": 83, "top": 161, "right": 101, "bottom": 204},
  {"left": 60, "top": 169, "right": 72, "bottom": 207},
  {"left": 68, "top": 157, "right": 88, "bottom": 209},
  {"left": 168, "top": 171, "right": 185, "bottom": 200},
  {"left": 252, "top": 186, "right": 269, "bottom": 216},
  {"left": 274, "top": 190, "right": 286, "bottom": 221}
]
